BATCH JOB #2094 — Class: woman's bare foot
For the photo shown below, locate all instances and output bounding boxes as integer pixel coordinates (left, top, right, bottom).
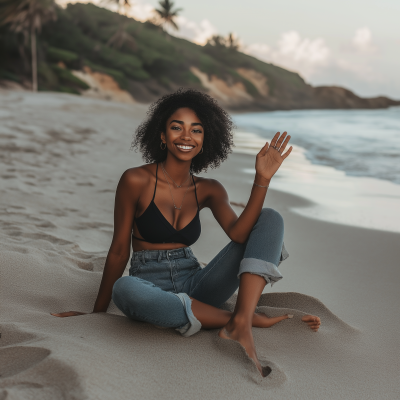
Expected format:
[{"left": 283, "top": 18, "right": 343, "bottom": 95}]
[
  {"left": 301, "top": 315, "right": 321, "bottom": 331},
  {"left": 218, "top": 318, "right": 266, "bottom": 376},
  {"left": 253, "top": 312, "right": 292, "bottom": 328}
]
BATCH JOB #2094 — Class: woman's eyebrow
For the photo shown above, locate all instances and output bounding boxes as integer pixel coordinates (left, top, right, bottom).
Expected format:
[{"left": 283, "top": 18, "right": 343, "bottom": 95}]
[{"left": 170, "top": 120, "right": 203, "bottom": 127}]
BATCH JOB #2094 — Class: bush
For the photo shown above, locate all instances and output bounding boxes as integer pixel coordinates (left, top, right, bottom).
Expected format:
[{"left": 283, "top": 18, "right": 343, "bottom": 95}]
[
  {"left": 38, "top": 62, "right": 59, "bottom": 89},
  {"left": 0, "top": 70, "right": 20, "bottom": 82},
  {"left": 58, "top": 85, "right": 81, "bottom": 95},
  {"left": 47, "top": 46, "right": 79, "bottom": 63},
  {"left": 51, "top": 65, "right": 90, "bottom": 90},
  {"left": 83, "top": 60, "right": 128, "bottom": 89}
]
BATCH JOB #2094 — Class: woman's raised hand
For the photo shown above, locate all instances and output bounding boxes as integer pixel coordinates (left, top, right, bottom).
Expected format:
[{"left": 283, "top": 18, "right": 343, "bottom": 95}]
[
  {"left": 51, "top": 311, "right": 87, "bottom": 318},
  {"left": 255, "top": 132, "right": 292, "bottom": 181}
]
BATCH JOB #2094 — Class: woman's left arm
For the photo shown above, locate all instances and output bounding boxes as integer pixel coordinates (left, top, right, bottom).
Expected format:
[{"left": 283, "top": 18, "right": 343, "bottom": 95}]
[{"left": 207, "top": 132, "right": 292, "bottom": 243}]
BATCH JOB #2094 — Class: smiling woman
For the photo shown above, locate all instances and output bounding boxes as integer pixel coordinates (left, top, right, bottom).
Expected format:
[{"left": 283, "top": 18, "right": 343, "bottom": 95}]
[
  {"left": 131, "top": 88, "right": 234, "bottom": 174},
  {"left": 52, "top": 88, "right": 321, "bottom": 378}
]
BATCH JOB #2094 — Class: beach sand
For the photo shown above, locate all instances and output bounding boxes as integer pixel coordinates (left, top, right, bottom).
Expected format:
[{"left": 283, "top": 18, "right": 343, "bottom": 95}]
[{"left": 1, "top": 90, "right": 399, "bottom": 399}]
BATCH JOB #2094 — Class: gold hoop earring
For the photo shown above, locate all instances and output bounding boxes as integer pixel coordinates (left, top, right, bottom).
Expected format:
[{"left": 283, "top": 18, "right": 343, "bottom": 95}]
[
  {"left": 199, "top": 147, "right": 203, "bottom": 154},
  {"left": 160, "top": 141, "right": 166, "bottom": 150}
]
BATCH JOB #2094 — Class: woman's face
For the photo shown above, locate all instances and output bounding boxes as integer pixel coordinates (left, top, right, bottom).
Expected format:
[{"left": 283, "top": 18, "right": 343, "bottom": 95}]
[{"left": 161, "top": 107, "right": 204, "bottom": 162}]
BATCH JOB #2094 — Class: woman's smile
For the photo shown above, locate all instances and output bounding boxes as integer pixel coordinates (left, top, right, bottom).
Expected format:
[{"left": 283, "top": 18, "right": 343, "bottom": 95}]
[{"left": 175, "top": 143, "right": 196, "bottom": 152}]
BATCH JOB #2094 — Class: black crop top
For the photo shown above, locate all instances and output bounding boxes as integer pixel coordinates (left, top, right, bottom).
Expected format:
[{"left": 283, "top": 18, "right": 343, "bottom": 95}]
[{"left": 132, "top": 164, "right": 201, "bottom": 246}]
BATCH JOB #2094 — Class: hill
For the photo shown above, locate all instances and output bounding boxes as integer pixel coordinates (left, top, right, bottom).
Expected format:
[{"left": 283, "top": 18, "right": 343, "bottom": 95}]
[{"left": 1, "top": 3, "right": 399, "bottom": 110}]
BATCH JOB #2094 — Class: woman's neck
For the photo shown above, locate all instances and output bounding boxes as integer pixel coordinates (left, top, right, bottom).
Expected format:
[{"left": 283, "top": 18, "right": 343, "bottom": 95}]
[{"left": 161, "top": 155, "right": 192, "bottom": 184}]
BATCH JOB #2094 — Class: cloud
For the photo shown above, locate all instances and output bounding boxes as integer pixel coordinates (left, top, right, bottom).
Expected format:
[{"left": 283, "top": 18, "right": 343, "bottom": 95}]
[
  {"left": 351, "top": 27, "right": 377, "bottom": 54},
  {"left": 246, "top": 31, "right": 330, "bottom": 78},
  {"left": 165, "top": 17, "right": 218, "bottom": 45},
  {"left": 244, "top": 28, "right": 385, "bottom": 89},
  {"left": 129, "top": 1, "right": 154, "bottom": 22}
]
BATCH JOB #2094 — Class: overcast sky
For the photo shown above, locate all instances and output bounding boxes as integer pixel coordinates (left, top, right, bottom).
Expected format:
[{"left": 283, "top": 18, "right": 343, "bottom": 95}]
[{"left": 57, "top": 0, "right": 400, "bottom": 98}]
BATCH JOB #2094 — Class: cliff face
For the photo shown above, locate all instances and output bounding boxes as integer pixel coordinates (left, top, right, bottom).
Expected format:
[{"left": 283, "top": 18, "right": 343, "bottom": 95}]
[
  {"left": 312, "top": 86, "right": 400, "bottom": 109},
  {"left": 0, "top": 3, "right": 398, "bottom": 111}
]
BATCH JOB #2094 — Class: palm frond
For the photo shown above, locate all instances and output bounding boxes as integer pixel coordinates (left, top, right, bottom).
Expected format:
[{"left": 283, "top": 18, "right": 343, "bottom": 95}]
[
  {"left": 154, "top": 0, "right": 182, "bottom": 31},
  {"left": 0, "top": 0, "right": 56, "bottom": 32}
]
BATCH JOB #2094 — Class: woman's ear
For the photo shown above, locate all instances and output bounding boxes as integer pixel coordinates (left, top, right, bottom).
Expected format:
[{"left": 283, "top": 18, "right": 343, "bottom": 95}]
[{"left": 160, "top": 131, "right": 166, "bottom": 144}]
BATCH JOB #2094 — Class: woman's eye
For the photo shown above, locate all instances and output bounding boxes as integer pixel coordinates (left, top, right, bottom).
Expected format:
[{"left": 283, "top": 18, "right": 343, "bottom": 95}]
[
  {"left": 171, "top": 126, "right": 181, "bottom": 130},
  {"left": 192, "top": 129, "right": 202, "bottom": 134}
]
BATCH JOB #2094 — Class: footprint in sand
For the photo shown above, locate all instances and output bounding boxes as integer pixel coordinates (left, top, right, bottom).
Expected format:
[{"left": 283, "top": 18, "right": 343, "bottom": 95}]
[
  {"left": 213, "top": 333, "right": 287, "bottom": 388},
  {"left": 0, "top": 346, "right": 51, "bottom": 378},
  {"left": 0, "top": 324, "right": 85, "bottom": 399},
  {"left": 0, "top": 325, "right": 50, "bottom": 378},
  {"left": 0, "top": 324, "right": 37, "bottom": 348}
]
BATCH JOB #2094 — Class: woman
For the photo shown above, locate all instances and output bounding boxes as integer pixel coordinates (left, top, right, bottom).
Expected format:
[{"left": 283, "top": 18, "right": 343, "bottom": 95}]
[{"left": 52, "top": 89, "right": 321, "bottom": 377}]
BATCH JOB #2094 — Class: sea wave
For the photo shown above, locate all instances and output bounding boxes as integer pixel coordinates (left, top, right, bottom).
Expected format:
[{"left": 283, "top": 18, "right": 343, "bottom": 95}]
[{"left": 232, "top": 113, "right": 400, "bottom": 234}]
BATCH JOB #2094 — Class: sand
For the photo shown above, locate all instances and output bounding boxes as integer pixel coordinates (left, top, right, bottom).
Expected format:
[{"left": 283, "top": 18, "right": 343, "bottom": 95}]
[{"left": 1, "top": 90, "right": 399, "bottom": 399}]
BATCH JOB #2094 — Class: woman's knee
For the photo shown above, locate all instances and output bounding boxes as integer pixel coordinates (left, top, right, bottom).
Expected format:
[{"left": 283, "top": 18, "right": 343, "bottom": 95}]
[
  {"left": 112, "top": 276, "right": 143, "bottom": 307},
  {"left": 259, "top": 208, "right": 284, "bottom": 227}
]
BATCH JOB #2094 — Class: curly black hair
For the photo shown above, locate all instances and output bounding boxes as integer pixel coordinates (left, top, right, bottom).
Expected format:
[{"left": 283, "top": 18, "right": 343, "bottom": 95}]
[{"left": 131, "top": 88, "right": 235, "bottom": 174}]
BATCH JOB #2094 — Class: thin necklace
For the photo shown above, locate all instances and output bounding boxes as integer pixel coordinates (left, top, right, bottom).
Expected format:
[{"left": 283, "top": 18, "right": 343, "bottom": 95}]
[
  {"left": 161, "top": 162, "right": 191, "bottom": 188},
  {"left": 161, "top": 166, "right": 191, "bottom": 210}
]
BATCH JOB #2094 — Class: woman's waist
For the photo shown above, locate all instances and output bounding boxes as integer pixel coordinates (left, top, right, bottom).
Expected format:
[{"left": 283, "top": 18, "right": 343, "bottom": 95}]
[
  {"left": 131, "top": 246, "right": 195, "bottom": 262},
  {"left": 131, "top": 239, "right": 191, "bottom": 252}
]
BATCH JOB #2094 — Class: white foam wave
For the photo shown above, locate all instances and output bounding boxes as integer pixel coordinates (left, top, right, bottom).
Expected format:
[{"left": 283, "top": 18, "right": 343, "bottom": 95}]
[{"left": 234, "top": 131, "right": 400, "bottom": 233}]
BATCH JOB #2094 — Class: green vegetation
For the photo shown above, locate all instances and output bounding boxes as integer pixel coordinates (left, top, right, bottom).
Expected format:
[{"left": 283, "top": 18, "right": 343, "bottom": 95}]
[
  {"left": 0, "top": 0, "right": 58, "bottom": 91},
  {"left": 47, "top": 46, "right": 79, "bottom": 63},
  {"left": 0, "top": 2, "right": 309, "bottom": 105}
]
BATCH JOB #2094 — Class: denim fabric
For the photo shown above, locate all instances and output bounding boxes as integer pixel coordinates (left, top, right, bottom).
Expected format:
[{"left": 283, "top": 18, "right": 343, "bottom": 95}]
[{"left": 112, "top": 208, "right": 288, "bottom": 338}]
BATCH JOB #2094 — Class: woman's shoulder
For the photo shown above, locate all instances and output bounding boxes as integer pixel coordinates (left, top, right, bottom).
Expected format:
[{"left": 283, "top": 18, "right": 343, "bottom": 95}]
[
  {"left": 193, "top": 176, "right": 227, "bottom": 196},
  {"left": 118, "top": 163, "right": 157, "bottom": 189}
]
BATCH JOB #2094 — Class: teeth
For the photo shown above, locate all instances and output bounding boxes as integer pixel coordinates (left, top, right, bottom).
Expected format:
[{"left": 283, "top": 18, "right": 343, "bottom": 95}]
[{"left": 176, "top": 145, "right": 194, "bottom": 150}]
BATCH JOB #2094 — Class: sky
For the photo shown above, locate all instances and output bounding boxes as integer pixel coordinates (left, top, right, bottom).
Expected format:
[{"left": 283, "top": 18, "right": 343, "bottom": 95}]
[{"left": 57, "top": 0, "right": 400, "bottom": 99}]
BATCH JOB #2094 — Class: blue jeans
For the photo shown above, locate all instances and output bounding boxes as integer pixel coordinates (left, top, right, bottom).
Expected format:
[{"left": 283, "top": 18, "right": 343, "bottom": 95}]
[{"left": 112, "top": 208, "right": 289, "bottom": 337}]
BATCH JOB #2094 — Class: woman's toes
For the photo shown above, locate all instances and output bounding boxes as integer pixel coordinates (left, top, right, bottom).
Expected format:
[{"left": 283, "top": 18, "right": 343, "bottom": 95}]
[{"left": 301, "top": 315, "right": 321, "bottom": 331}]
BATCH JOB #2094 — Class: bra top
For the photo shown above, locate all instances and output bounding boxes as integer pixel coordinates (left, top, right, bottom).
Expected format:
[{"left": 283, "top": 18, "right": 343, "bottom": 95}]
[{"left": 132, "top": 164, "right": 201, "bottom": 246}]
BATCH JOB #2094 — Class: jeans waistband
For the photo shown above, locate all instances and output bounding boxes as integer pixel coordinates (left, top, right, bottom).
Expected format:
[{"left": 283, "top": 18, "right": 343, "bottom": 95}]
[{"left": 132, "top": 247, "right": 194, "bottom": 262}]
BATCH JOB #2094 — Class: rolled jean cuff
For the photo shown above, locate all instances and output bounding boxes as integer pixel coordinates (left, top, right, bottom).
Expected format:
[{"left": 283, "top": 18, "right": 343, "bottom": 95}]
[
  {"left": 279, "top": 241, "right": 289, "bottom": 266},
  {"left": 238, "top": 258, "right": 283, "bottom": 286},
  {"left": 172, "top": 292, "right": 202, "bottom": 337}
]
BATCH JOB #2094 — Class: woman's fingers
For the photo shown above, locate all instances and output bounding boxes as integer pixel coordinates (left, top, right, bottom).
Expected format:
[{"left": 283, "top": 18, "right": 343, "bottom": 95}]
[
  {"left": 275, "top": 131, "right": 287, "bottom": 150},
  {"left": 278, "top": 134, "right": 291, "bottom": 153},
  {"left": 51, "top": 311, "right": 87, "bottom": 318},
  {"left": 258, "top": 141, "right": 269, "bottom": 156},
  {"left": 281, "top": 146, "right": 293, "bottom": 160},
  {"left": 270, "top": 132, "right": 281, "bottom": 147}
]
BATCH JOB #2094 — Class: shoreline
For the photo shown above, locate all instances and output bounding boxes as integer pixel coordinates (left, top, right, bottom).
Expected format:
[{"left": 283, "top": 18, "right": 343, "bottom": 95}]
[{"left": 1, "top": 90, "right": 399, "bottom": 399}]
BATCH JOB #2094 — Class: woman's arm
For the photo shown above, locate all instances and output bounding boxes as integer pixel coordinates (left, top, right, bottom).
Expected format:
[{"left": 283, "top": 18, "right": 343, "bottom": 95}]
[
  {"left": 92, "top": 170, "right": 139, "bottom": 312},
  {"left": 207, "top": 132, "right": 292, "bottom": 244},
  {"left": 52, "top": 168, "right": 142, "bottom": 317}
]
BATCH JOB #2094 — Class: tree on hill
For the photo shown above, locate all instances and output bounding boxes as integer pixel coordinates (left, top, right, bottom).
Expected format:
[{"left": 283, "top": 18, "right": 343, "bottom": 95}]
[
  {"left": 154, "top": 0, "right": 182, "bottom": 31},
  {"left": 103, "top": 0, "right": 132, "bottom": 16},
  {"left": 207, "top": 32, "right": 240, "bottom": 51},
  {"left": 226, "top": 32, "right": 240, "bottom": 50},
  {"left": 207, "top": 34, "right": 226, "bottom": 48},
  {"left": 0, "top": 0, "right": 57, "bottom": 91}
]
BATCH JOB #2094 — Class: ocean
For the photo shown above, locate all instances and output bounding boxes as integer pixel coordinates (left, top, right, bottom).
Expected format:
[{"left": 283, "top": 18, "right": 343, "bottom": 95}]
[{"left": 232, "top": 107, "right": 400, "bottom": 233}]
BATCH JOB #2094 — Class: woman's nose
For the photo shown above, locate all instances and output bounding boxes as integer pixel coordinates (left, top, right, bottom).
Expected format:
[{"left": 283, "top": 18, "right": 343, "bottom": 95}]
[{"left": 180, "top": 129, "right": 192, "bottom": 140}]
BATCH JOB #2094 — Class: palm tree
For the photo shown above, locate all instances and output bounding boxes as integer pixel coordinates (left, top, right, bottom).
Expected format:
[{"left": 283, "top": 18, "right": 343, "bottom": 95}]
[
  {"left": 226, "top": 32, "right": 240, "bottom": 51},
  {"left": 207, "top": 33, "right": 240, "bottom": 51},
  {"left": 0, "top": 0, "right": 57, "bottom": 91},
  {"left": 154, "top": 0, "right": 182, "bottom": 31},
  {"left": 104, "top": 0, "right": 132, "bottom": 16},
  {"left": 207, "top": 34, "right": 226, "bottom": 48}
]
